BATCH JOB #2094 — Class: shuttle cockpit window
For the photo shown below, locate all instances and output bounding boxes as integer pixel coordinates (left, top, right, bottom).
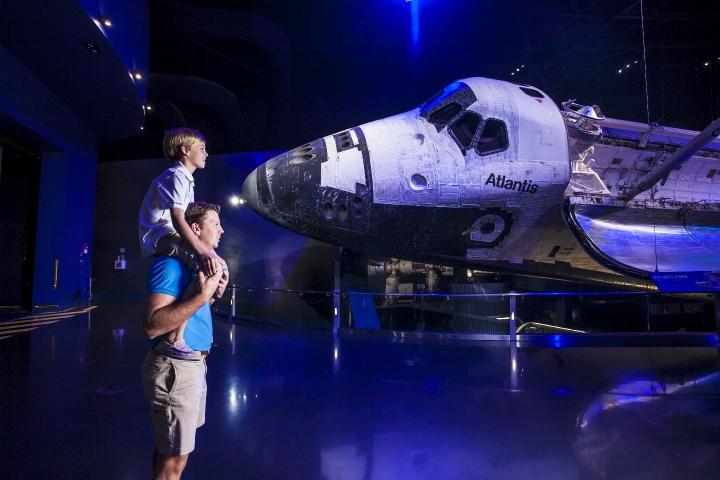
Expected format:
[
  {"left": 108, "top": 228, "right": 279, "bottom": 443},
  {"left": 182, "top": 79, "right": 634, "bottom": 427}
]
[
  {"left": 430, "top": 103, "right": 463, "bottom": 125},
  {"left": 475, "top": 119, "right": 508, "bottom": 155},
  {"left": 520, "top": 87, "right": 544, "bottom": 99},
  {"left": 419, "top": 81, "right": 477, "bottom": 131},
  {"left": 449, "top": 112, "right": 482, "bottom": 149}
]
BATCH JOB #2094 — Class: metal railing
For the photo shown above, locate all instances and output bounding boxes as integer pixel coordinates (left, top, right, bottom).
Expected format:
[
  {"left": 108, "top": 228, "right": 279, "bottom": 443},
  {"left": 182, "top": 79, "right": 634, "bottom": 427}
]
[{"left": 211, "top": 287, "right": 718, "bottom": 336}]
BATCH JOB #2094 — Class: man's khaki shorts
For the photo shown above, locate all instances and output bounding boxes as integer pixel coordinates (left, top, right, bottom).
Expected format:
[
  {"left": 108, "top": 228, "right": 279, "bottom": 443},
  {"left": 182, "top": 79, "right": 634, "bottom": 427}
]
[{"left": 141, "top": 349, "right": 207, "bottom": 456}]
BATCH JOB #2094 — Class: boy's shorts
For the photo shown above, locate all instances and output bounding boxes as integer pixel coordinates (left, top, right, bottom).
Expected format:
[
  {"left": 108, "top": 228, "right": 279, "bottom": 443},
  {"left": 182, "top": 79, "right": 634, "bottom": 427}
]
[
  {"left": 154, "top": 232, "right": 201, "bottom": 272},
  {"left": 141, "top": 349, "right": 207, "bottom": 456}
]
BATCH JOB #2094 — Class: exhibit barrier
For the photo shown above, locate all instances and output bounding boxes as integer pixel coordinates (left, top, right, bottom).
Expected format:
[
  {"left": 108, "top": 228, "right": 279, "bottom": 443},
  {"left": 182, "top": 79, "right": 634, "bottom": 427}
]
[{"left": 212, "top": 287, "right": 719, "bottom": 337}]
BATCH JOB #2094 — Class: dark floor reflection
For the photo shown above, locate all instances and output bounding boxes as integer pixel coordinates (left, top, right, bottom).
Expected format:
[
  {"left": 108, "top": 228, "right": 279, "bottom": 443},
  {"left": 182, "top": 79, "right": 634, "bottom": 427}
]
[{"left": 1, "top": 300, "right": 719, "bottom": 479}]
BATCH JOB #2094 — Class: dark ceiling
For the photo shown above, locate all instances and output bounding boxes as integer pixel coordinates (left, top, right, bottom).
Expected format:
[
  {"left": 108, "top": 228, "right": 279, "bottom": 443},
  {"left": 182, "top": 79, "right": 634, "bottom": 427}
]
[{"left": 99, "top": 0, "right": 720, "bottom": 161}]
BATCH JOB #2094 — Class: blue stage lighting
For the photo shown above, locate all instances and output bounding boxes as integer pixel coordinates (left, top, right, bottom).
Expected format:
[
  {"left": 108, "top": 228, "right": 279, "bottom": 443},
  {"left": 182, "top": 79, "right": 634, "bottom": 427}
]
[{"left": 411, "top": 0, "right": 420, "bottom": 47}]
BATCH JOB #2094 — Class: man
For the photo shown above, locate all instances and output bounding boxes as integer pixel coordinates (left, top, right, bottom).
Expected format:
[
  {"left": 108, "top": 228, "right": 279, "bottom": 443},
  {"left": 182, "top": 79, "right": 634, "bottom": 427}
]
[{"left": 141, "top": 202, "right": 227, "bottom": 480}]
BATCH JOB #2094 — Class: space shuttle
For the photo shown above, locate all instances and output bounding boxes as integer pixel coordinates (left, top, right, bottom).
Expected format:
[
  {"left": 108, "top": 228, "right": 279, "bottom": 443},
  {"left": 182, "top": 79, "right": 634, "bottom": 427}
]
[{"left": 242, "top": 77, "right": 720, "bottom": 290}]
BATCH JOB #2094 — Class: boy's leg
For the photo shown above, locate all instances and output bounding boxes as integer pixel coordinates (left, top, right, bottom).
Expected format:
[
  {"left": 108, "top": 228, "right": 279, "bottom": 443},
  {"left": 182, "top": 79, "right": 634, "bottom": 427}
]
[{"left": 154, "top": 232, "right": 202, "bottom": 272}]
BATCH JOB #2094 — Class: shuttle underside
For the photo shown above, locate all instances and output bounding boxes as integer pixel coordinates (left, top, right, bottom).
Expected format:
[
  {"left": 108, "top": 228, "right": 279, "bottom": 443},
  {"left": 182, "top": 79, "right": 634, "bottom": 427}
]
[{"left": 565, "top": 200, "right": 720, "bottom": 279}]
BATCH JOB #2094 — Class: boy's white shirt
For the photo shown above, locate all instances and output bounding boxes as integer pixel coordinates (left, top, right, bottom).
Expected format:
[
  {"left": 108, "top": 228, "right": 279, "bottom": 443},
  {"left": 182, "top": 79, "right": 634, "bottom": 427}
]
[{"left": 138, "top": 162, "right": 195, "bottom": 257}]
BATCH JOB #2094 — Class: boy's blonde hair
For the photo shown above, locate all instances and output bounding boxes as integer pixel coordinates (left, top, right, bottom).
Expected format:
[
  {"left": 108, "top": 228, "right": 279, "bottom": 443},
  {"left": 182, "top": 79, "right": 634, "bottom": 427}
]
[{"left": 162, "top": 128, "right": 206, "bottom": 162}]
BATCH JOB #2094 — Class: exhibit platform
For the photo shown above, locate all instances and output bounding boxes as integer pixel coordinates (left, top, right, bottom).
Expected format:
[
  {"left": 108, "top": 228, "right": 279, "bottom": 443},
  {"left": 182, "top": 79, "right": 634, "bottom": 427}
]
[{"left": 1, "top": 299, "right": 719, "bottom": 479}]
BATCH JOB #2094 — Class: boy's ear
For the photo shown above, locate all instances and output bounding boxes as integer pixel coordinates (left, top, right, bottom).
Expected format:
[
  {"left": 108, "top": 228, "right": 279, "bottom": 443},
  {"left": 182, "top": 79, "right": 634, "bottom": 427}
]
[{"left": 179, "top": 145, "right": 189, "bottom": 156}]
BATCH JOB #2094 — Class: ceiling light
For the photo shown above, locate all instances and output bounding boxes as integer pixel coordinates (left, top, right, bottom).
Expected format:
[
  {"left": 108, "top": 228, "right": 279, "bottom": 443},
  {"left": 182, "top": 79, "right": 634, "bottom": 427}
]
[
  {"left": 618, "top": 69, "right": 622, "bottom": 73},
  {"left": 99, "top": 15, "right": 111, "bottom": 27},
  {"left": 230, "top": 196, "right": 244, "bottom": 206},
  {"left": 140, "top": 126, "right": 144, "bottom": 130},
  {"left": 516, "top": 68, "right": 519, "bottom": 72},
  {"left": 626, "top": 64, "right": 630, "bottom": 68},
  {"left": 134, "top": 72, "right": 142, "bottom": 80},
  {"left": 146, "top": 106, "right": 152, "bottom": 110},
  {"left": 705, "top": 62, "right": 710, "bottom": 66},
  {"left": 511, "top": 72, "right": 515, "bottom": 75}
]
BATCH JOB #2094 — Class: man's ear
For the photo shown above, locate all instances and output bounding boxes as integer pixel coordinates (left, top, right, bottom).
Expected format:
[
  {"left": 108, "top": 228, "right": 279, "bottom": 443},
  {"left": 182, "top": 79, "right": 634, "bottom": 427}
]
[{"left": 190, "top": 222, "right": 201, "bottom": 235}]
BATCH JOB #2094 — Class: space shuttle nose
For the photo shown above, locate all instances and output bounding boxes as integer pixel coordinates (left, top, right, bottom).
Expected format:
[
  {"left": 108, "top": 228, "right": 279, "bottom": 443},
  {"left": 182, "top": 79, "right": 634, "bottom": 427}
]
[
  {"left": 240, "top": 133, "right": 369, "bottom": 241},
  {"left": 241, "top": 138, "right": 330, "bottom": 225},
  {"left": 242, "top": 167, "right": 260, "bottom": 213}
]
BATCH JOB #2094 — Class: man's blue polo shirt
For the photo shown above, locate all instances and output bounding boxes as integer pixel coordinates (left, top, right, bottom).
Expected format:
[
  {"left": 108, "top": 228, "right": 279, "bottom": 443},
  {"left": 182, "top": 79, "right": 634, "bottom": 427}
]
[{"left": 147, "top": 256, "right": 213, "bottom": 351}]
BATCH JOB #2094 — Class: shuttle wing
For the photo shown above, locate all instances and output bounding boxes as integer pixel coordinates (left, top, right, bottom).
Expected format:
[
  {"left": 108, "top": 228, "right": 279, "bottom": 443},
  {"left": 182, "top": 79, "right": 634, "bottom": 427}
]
[{"left": 563, "top": 115, "right": 720, "bottom": 283}]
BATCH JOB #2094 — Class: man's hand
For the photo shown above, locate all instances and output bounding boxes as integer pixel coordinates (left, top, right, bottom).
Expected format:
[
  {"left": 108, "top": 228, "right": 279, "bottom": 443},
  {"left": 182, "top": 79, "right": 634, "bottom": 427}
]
[
  {"left": 218, "top": 256, "right": 228, "bottom": 272},
  {"left": 216, "top": 268, "right": 228, "bottom": 299},
  {"left": 198, "top": 250, "right": 228, "bottom": 276},
  {"left": 196, "top": 260, "right": 224, "bottom": 301}
]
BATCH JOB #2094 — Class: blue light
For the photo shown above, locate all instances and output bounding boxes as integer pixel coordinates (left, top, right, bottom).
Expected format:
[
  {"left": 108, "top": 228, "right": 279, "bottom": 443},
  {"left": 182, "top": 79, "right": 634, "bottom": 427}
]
[
  {"left": 428, "top": 381, "right": 436, "bottom": 387},
  {"left": 554, "top": 388, "right": 569, "bottom": 395},
  {"left": 411, "top": 0, "right": 420, "bottom": 51}
]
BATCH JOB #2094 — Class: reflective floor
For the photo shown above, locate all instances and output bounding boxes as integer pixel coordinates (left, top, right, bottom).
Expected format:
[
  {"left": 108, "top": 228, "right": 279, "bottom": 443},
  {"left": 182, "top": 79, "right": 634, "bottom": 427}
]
[{"left": 1, "top": 300, "right": 720, "bottom": 479}]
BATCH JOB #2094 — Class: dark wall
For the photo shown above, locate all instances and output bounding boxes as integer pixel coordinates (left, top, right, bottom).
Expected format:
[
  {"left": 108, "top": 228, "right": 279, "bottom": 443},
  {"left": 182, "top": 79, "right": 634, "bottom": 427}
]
[
  {"left": 92, "top": 152, "right": 335, "bottom": 297},
  {"left": 0, "top": 44, "right": 101, "bottom": 311},
  {"left": 0, "top": 143, "right": 40, "bottom": 309},
  {"left": 32, "top": 150, "right": 98, "bottom": 309}
]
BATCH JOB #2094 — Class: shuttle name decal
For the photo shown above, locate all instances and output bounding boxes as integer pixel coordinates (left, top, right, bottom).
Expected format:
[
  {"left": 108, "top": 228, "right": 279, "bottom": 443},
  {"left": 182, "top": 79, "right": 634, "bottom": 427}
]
[{"left": 485, "top": 174, "right": 538, "bottom": 193}]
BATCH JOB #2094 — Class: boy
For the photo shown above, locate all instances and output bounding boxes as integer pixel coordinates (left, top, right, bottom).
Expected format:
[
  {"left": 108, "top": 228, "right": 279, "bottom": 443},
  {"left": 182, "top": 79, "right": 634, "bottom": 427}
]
[{"left": 138, "top": 128, "right": 227, "bottom": 286}]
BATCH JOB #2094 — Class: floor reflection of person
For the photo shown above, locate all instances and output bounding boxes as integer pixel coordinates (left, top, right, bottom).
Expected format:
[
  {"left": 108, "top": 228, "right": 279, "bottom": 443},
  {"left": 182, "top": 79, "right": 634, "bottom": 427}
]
[{"left": 140, "top": 202, "right": 227, "bottom": 480}]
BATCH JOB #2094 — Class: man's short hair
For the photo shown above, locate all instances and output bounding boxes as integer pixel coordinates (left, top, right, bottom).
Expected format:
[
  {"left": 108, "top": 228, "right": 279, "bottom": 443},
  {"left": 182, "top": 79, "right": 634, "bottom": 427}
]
[
  {"left": 163, "top": 128, "right": 206, "bottom": 162},
  {"left": 185, "top": 202, "right": 220, "bottom": 226}
]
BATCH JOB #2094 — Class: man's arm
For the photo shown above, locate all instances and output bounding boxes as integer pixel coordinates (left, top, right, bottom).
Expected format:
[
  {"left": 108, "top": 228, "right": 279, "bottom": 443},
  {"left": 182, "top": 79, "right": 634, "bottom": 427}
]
[
  {"left": 143, "top": 268, "right": 222, "bottom": 339},
  {"left": 170, "top": 208, "right": 224, "bottom": 275}
]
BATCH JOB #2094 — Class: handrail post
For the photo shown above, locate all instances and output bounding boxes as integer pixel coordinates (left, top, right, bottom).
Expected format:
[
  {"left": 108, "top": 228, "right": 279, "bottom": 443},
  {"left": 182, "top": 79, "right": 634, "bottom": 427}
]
[
  {"left": 230, "top": 285, "right": 236, "bottom": 322},
  {"left": 333, "top": 252, "right": 341, "bottom": 333},
  {"left": 333, "top": 291, "right": 340, "bottom": 334},
  {"left": 509, "top": 290, "right": 517, "bottom": 341}
]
